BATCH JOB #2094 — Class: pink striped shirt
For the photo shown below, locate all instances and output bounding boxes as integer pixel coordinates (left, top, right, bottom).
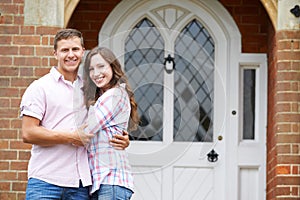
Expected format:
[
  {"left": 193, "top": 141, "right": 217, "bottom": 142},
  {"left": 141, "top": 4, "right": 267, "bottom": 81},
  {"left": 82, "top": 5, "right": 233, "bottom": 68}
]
[
  {"left": 86, "top": 84, "right": 134, "bottom": 194},
  {"left": 20, "top": 67, "right": 92, "bottom": 187}
]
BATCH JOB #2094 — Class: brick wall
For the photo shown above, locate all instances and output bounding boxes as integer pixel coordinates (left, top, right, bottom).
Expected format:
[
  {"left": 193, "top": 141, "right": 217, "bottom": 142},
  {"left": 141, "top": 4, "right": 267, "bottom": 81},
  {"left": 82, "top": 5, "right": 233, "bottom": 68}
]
[
  {"left": 0, "top": 0, "right": 60, "bottom": 199},
  {"left": 219, "top": 0, "right": 268, "bottom": 53},
  {"left": 68, "top": 0, "right": 121, "bottom": 49},
  {"left": 267, "top": 30, "right": 300, "bottom": 199}
]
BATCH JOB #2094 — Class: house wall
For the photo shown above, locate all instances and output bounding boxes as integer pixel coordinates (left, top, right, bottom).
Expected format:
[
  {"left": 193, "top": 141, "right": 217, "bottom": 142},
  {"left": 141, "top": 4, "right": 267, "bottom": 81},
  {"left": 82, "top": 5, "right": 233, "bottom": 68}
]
[
  {"left": 267, "top": 29, "right": 300, "bottom": 199},
  {"left": 0, "top": 0, "right": 299, "bottom": 199}
]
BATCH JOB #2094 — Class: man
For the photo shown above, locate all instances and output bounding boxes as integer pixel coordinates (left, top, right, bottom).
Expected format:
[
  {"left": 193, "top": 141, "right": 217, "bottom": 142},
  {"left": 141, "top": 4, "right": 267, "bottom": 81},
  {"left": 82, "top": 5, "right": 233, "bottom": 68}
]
[{"left": 20, "top": 29, "right": 129, "bottom": 199}]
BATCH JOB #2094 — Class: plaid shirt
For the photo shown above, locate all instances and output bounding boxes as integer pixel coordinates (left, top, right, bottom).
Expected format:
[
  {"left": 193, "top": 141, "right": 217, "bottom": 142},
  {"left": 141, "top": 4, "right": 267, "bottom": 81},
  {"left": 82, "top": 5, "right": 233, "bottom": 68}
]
[{"left": 86, "top": 84, "right": 134, "bottom": 194}]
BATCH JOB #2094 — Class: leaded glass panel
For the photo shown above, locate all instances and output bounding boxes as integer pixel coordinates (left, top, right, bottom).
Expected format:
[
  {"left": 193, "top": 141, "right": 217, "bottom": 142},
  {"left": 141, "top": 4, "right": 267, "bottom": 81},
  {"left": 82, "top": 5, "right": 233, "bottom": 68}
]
[
  {"left": 125, "top": 18, "right": 165, "bottom": 141},
  {"left": 174, "top": 19, "right": 214, "bottom": 142}
]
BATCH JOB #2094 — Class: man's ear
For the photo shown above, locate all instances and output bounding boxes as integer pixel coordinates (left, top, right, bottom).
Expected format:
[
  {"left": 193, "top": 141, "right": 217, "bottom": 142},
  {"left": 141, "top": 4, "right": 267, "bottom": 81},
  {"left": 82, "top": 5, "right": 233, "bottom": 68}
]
[{"left": 53, "top": 50, "right": 58, "bottom": 60}]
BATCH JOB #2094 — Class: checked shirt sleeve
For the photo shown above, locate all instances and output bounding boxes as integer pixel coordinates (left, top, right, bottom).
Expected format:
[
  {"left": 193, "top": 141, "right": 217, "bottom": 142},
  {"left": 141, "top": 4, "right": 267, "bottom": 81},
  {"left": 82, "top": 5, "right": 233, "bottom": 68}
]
[{"left": 86, "top": 87, "right": 129, "bottom": 135}]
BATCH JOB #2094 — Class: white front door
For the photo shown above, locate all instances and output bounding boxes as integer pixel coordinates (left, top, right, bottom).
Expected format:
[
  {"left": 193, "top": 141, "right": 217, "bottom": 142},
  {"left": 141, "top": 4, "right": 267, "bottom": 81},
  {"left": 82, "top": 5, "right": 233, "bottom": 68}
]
[{"left": 98, "top": 1, "right": 267, "bottom": 199}]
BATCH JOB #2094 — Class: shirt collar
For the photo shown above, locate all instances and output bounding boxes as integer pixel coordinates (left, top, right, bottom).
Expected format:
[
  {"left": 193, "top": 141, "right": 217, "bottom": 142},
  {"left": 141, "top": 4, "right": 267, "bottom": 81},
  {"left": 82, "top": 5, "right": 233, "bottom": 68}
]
[{"left": 50, "top": 67, "right": 82, "bottom": 83}]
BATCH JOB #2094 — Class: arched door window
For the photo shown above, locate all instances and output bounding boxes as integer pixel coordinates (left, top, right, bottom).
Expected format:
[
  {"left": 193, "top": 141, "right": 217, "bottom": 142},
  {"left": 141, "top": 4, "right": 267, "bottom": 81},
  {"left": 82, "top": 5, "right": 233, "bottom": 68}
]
[{"left": 124, "top": 18, "right": 214, "bottom": 142}]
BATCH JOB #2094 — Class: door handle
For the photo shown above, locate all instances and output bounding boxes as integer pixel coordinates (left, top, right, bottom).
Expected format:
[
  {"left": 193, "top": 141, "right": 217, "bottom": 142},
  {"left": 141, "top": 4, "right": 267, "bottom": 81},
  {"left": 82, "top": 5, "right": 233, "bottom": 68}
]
[{"left": 207, "top": 149, "right": 219, "bottom": 162}]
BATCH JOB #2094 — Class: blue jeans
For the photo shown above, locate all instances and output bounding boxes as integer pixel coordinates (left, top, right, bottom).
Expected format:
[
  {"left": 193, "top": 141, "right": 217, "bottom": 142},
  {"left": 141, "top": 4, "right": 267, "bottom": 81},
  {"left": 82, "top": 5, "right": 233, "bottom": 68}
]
[
  {"left": 91, "top": 185, "right": 133, "bottom": 200},
  {"left": 25, "top": 178, "right": 90, "bottom": 200}
]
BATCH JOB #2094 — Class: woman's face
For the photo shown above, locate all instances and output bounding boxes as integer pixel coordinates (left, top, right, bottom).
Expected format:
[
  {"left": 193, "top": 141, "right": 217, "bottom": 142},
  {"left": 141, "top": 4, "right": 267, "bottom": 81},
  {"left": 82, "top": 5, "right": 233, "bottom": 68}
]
[{"left": 89, "top": 53, "right": 113, "bottom": 91}]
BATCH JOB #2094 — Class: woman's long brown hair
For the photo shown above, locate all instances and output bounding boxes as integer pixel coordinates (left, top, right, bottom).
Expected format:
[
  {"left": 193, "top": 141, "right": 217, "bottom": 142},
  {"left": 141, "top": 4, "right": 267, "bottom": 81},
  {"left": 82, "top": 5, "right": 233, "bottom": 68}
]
[{"left": 82, "top": 47, "right": 139, "bottom": 130}]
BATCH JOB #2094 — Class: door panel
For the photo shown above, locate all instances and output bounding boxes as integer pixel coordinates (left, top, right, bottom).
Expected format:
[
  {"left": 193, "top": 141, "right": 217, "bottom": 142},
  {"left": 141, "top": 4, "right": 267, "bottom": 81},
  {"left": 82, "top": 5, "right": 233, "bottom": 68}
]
[
  {"left": 131, "top": 167, "right": 162, "bottom": 199},
  {"left": 174, "top": 167, "right": 214, "bottom": 200}
]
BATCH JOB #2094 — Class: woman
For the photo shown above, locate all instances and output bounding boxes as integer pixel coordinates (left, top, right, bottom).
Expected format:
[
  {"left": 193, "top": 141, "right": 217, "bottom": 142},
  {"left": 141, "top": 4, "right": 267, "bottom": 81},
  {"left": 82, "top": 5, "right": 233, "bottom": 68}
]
[{"left": 82, "top": 47, "right": 139, "bottom": 199}]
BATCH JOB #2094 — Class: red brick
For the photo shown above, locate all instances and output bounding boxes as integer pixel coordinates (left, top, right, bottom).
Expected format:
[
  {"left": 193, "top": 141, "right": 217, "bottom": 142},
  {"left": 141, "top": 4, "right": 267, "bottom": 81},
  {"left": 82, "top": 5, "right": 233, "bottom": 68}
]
[
  {"left": 14, "top": 57, "right": 41, "bottom": 66},
  {"left": 14, "top": 15, "right": 24, "bottom": 24},
  {"left": 11, "top": 77, "right": 35, "bottom": 87},
  {"left": 0, "top": 56, "right": 12, "bottom": 65},
  {"left": 291, "top": 186, "right": 299, "bottom": 196},
  {"left": 11, "top": 119, "right": 21, "bottom": 129},
  {"left": 20, "top": 26, "right": 35, "bottom": 35},
  {"left": 291, "top": 124, "right": 299, "bottom": 133},
  {"left": 0, "top": 5, "right": 19, "bottom": 14},
  {"left": 11, "top": 98, "right": 21, "bottom": 108},
  {"left": 278, "top": 51, "right": 300, "bottom": 61},
  {"left": 41, "top": 36, "right": 50, "bottom": 45},
  {"left": 10, "top": 140, "right": 31, "bottom": 150},
  {"left": 0, "top": 108, "right": 18, "bottom": 118},
  {"left": 0, "top": 161, "right": 9, "bottom": 170},
  {"left": 277, "top": 134, "right": 300, "bottom": 143},
  {"left": 49, "top": 57, "right": 57, "bottom": 66},
  {"left": 0, "top": 35, "right": 12, "bottom": 44},
  {"left": 277, "top": 71, "right": 300, "bottom": 81},
  {"left": 0, "top": 150, "right": 17, "bottom": 160},
  {"left": 0, "top": 45, "right": 18, "bottom": 55},
  {"left": 292, "top": 40, "right": 300, "bottom": 49},
  {"left": 0, "top": 98, "right": 9, "bottom": 107},
  {"left": 276, "top": 93, "right": 300, "bottom": 102},
  {"left": 13, "top": 35, "right": 40, "bottom": 45},
  {"left": 277, "top": 31, "right": 300, "bottom": 40},
  {"left": 0, "top": 25, "right": 19, "bottom": 34},
  {"left": 35, "top": 67, "right": 50, "bottom": 76},
  {"left": 276, "top": 124, "right": 292, "bottom": 133},
  {"left": 234, "top": 6, "right": 260, "bottom": 15},
  {"left": 0, "top": 66, "right": 18, "bottom": 76},
  {"left": 19, "top": 151, "right": 31, "bottom": 160},
  {"left": 0, "top": 119, "right": 10, "bottom": 128},
  {"left": 0, "top": 88, "right": 19, "bottom": 97},
  {"left": 11, "top": 161, "right": 28, "bottom": 170},
  {"left": 18, "top": 193, "right": 26, "bottom": 200},
  {"left": 276, "top": 81, "right": 291, "bottom": 92},
  {"left": 291, "top": 61, "right": 300, "bottom": 71},
  {"left": 275, "top": 186, "right": 291, "bottom": 196},
  {"left": 291, "top": 144, "right": 299, "bottom": 154},
  {"left": 291, "top": 82, "right": 299, "bottom": 91},
  {"left": 18, "top": 171, "right": 28, "bottom": 181},
  {"left": 292, "top": 166, "right": 299, "bottom": 174},
  {"left": 20, "top": 46, "right": 34, "bottom": 55},
  {"left": 12, "top": 181, "right": 27, "bottom": 191},
  {"left": 0, "top": 78, "right": 9, "bottom": 87},
  {"left": 276, "top": 165, "right": 291, "bottom": 175},
  {"left": 36, "top": 26, "right": 59, "bottom": 35},
  {"left": 277, "top": 176, "right": 300, "bottom": 185},
  {"left": 42, "top": 57, "right": 49, "bottom": 66},
  {"left": 0, "top": 193, "right": 17, "bottom": 200},
  {"left": 20, "top": 67, "right": 33, "bottom": 76},
  {"left": 278, "top": 40, "right": 293, "bottom": 50},
  {"left": 0, "top": 182, "right": 10, "bottom": 191},
  {"left": 36, "top": 46, "right": 53, "bottom": 56},
  {"left": 0, "top": 129, "right": 18, "bottom": 139},
  {"left": 0, "top": 0, "right": 12, "bottom": 3},
  {"left": 277, "top": 155, "right": 300, "bottom": 165}
]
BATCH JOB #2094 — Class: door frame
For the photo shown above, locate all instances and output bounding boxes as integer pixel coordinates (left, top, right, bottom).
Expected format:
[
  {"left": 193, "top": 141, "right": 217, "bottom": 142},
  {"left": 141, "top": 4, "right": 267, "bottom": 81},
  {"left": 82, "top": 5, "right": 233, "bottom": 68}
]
[{"left": 98, "top": 0, "right": 266, "bottom": 199}]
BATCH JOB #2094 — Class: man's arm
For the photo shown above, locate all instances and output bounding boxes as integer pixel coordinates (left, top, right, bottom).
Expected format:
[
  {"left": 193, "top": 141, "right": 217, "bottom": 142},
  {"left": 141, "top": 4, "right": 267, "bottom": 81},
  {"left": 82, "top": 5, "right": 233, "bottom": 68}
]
[{"left": 22, "top": 115, "right": 93, "bottom": 146}]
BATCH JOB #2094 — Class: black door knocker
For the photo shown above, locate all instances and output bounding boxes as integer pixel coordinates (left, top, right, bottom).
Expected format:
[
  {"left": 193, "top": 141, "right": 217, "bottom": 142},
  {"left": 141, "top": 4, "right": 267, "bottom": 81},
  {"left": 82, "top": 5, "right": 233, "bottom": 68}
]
[
  {"left": 207, "top": 149, "right": 219, "bottom": 162},
  {"left": 164, "top": 54, "right": 175, "bottom": 74}
]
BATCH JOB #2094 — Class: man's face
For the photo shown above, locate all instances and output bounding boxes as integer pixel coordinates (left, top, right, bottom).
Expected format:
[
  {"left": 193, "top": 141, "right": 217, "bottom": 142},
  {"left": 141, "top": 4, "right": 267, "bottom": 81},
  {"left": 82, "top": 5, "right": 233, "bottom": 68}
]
[{"left": 54, "top": 37, "right": 85, "bottom": 76}]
